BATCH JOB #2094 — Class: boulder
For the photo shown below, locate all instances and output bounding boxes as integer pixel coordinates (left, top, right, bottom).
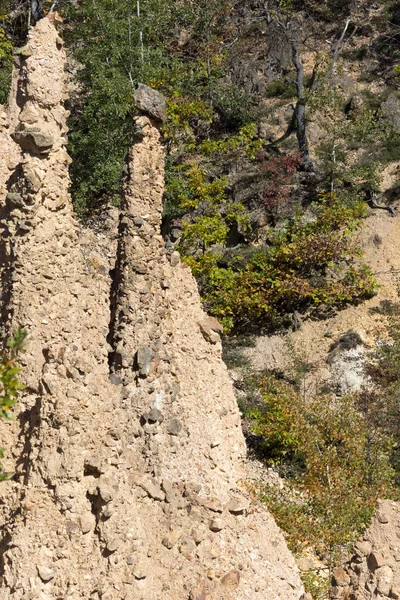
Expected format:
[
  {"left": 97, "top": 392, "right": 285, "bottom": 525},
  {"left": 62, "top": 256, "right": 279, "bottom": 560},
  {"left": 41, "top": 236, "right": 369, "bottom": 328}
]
[{"left": 134, "top": 83, "right": 167, "bottom": 123}]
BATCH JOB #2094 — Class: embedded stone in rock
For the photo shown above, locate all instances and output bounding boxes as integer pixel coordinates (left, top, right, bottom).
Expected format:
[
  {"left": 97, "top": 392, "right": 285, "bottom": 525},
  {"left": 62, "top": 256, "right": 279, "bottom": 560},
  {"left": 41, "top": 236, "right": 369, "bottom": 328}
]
[
  {"left": 137, "top": 345, "right": 153, "bottom": 376},
  {"left": 132, "top": 564, "right": 147, "bottom": 580},
  {"left": 24, "top": 167, "right": 42, "bottom": 192},
  {"left": 190, "top": 587, "right": 213, "bottom": 600},
  {"left": 141, "top": 480, "right": 165, "bottom": 501},
  {"left": 179, "top": 535, "right": 196, "bottom": 559},
  {"left": 221, "top": 569, "right": 240, "bottom": 590},
  {"left": 376, "top": 565, "right": 393, "bottom": 595},
  {"left": 162, "top": 528, "right": 183, "bottom": 549},
  {"left": 105, "top": 536, "right": 121, "bottom": 553},
  {"left": 227, "top": 497, "right": 249, "bottom": 515},
  {"left": 79, "top": 513, "right": 94, "bottom": 533},
  {"left": 37, "top": 565, "right": 54, "bottom": 582},
  {"left": 6, "top": 192, "right": 24, "bottom": 207},
  {"left": 161, "top": 479, "right": 177, "bottom": 503},
  {"left": 209, "top": 518, "right": 224, "bottom": 532},
  {"left": 377, "top": 509, "right": 390, "bottom": 524},
  {"left": 332, "top": 567, "right": 351, "bottom": 587},
  {"left": 354, "top": 541, "right": 372, "bottom": 557},
  {"left": 170, "top": 251, "right": 181, "bottom": 267},
  {"left": 143, "top": 408, "right": 164, "bottom": 424},
  {"left": 199, "top": 316, "right": 224, "bottom": 344},
  {"left": 199, "top": 497, "right": 223, "bottom": 512},
  {"left": 132, "top": 263, "right": 147, "bottom": 274},
  {"left": 134, "top": 83, "right": 167, "bottom": 123},
  {"left": 368, "top": 552, "right": 385, "bottom": 571},
  {"left": 13, "top": 127, "right": 54, "bottom": 154},
  {"left": 109, "top": 373, "right": 122, "bottom": 385},
  {"left": 98, "top": 484, "right": 115, "bottom": 503},
  {"left": 167, "top": 418, "right": 182, "bottom": 435}
]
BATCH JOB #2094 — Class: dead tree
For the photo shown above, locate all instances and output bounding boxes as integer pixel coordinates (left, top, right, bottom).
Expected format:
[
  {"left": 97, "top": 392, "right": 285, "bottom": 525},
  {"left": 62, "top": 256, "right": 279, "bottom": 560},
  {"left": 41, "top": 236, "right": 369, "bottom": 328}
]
[
  {"left": 263, "top": 1, "right": 316, "bottom": 172},
  {"left": 30, "top": 0, "right": 44, "bottom": 22},
  {"left": 264, "top": 2, "right": 353, "bottom": 176}
]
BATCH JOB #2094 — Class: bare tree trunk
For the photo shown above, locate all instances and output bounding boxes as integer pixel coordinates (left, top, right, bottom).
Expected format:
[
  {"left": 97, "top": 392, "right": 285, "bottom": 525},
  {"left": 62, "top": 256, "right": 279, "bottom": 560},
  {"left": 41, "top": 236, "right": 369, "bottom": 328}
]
[
  {"left": 263, "top": 4, "right": 316, "bottom": 171},
  {"left": 290, "top": 37, "right": 315, "bottom": 171},
  {"left": 30, "top": 0, "right": 44, "bottom": 22}
]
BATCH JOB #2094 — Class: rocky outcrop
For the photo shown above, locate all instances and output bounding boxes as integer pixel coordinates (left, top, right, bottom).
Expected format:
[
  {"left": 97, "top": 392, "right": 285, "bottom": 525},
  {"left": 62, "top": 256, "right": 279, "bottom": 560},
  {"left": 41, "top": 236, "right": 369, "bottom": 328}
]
[
  {"left": 0, "top": 16, "right": 303, "bottom": 600},
  {"left": 332, "top": 501, "right": 400, "bottom": 600}
]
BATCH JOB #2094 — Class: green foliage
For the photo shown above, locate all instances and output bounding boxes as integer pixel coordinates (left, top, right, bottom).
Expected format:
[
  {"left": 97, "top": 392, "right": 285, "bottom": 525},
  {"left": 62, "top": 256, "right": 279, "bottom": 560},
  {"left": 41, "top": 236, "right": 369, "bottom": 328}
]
[
  {"left": 212, "top": 80, "right": 256, "bottom": 129},
  {"left": 65, "top": 0, "right": 245, "bottom": 213},
  {"left": 190, "top": 194, "right": 376, "bottom": 331},
  {"left": 0, "top": 25, "right": 12, "bottom": 104},
  {"left": 165, "top": 163, "right": 249, "bottom": 256},
  {"left": 245, "top": 309, "right": 400, "bottom": 585},
  {"left": 265, "top": 77, "right": 296, "bottom": 99},
  {"left": 301, "top": 571, "right": 329, "bottom": 600},
  {"left": 200, "top": 123, "right": 264, "bottom": 160},
  {"left": 247, "top": 374, "right": 303, "bottom": 460},
  {"left": 250, "top": 370, "right": 396, "bottom": 557},
  {"left": 166, "top": 97, "right": 213, "bottom": 149},
  {"left": 0, "top": 328, "right": 27, "bottom": 481}
]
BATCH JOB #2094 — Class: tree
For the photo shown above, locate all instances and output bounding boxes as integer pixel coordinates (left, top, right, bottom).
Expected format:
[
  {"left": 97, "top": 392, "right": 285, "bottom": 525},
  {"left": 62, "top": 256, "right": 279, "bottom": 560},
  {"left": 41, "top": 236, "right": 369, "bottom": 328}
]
[
  {"left": 63, "top": 0, "right": 238, "bottom": 212},
  {"left": 262, "top": 1, "right": 353, "bottom": 174}
]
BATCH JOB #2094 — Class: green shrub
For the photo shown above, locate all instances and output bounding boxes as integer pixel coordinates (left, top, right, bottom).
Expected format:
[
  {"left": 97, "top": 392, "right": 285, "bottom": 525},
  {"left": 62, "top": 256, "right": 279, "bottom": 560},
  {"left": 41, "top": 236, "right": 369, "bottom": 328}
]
[
  {"left": 265, "top": 77, "right": 296, "bottom": 99},
  {"left": 189, "top": 194, "right": 376, "bottom": 331},
  {"left": 0, "top": 328, "right": 27, "bottom": 481},
  {"left": 0, "top": 25, "right": 12, "bottom": 104},
  {"left": 250, "top": 370, "right": 397, "bottom": 557}
]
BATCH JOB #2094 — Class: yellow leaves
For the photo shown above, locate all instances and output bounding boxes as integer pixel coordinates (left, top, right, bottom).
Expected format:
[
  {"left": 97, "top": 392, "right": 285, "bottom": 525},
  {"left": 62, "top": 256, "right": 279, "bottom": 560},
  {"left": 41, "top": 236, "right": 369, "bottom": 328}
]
[{"left": 200, "top": 123, "right": 263, "bottom": 160}]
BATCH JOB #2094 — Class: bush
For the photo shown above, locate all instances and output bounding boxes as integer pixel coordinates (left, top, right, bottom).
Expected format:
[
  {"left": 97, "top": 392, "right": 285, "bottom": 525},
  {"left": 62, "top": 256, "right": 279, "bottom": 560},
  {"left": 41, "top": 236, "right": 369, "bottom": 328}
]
[
  {"left": 0, "top": 328, "right": 27, "bottom": 481},
  {"left": 249, "top": 370, "right": 397, "bottom": 557},
  {"left": 0, "top": 25, "right": 12, "bottom": 104},
  {"left": 265, "top": 77, "right": 296, "bottom": 99},
  {"left": 190, "top": 194, "right": 376, "bottom": 331}
]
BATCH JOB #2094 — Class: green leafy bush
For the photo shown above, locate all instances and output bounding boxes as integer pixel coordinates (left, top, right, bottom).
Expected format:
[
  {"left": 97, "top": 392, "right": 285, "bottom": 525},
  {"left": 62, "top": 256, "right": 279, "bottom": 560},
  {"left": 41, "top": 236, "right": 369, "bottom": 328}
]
[
  {"left": 200, "top": 123, "right": 264, "bottom": 160},
  {"left": 165, "top": 163, "right": 249, "bottom": 257},
  {"left": 265, "top": 77, "right": 296, "bottom": 99},
  {"left": 249, "top": 370, "right": 396, "bottom": 557},
  {"left": 0, "top": 25, "right": 12, "bottom": 104},
  {"left": 0, "top": 328, "right": 27, "bottom": 481},
  {"left": 189, "top": 194, "right": 376, "bottom": 331}
]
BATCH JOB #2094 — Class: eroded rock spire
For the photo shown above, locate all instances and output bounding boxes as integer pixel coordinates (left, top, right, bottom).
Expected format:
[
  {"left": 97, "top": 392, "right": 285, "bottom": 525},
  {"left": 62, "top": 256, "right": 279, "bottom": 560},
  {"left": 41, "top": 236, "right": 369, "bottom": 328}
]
[{"left": 0, "top": 17, "right": 303, "bottom": 600}]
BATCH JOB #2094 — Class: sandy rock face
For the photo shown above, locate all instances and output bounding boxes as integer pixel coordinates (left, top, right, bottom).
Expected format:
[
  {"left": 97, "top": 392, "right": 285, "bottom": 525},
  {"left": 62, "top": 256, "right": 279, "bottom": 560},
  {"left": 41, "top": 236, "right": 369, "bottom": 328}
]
[
  {"left": 0, "top": 17, "right": 303, "bottom": 600},
  {"left": 332, "top": 501, "right": 400, "bottom": 600}
]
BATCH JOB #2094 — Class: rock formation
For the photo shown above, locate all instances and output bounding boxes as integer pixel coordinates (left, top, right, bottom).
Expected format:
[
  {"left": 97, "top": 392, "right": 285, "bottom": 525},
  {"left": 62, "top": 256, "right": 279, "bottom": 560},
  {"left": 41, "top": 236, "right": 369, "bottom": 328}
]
[
  {"left": 332, "top": 500, "right": 400, "bottom": 600},
  {"left": 0, "top": 16, "right": 303, "bottom": 600}
]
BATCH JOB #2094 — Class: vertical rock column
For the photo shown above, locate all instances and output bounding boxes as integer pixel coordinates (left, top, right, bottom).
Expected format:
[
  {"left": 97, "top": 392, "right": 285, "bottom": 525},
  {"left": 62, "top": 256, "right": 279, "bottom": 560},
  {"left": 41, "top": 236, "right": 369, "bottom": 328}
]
[
  {"left": 106, "top": 115, "right": 304, "bottom": 600},
  {"left": 109, "top": 115, "right": 245, "bottom": 489},
  {"left": 0, "top": 17, "right": 121, "bottom": 600}
]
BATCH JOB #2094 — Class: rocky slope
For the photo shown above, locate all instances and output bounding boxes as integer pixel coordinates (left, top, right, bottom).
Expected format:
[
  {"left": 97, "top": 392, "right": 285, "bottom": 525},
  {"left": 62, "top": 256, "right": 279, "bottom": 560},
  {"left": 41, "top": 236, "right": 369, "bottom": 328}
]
[
  {"left": 332, "top": 500, "right": 400, "bottom": 600},
  {"left": 0, "top": 17, "right": 304, "bottom": 600}
]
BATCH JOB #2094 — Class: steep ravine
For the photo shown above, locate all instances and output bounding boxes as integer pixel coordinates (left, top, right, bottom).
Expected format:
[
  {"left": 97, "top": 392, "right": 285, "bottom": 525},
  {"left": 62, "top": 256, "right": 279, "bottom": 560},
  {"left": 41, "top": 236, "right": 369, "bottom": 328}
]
[{"left": 0, "top": 17, "right": 303, "bottom": 600}]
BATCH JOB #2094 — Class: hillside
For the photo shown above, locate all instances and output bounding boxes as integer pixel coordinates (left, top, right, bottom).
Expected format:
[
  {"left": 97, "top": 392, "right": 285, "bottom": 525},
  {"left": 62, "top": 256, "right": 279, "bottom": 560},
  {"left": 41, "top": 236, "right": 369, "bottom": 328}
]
[{"left": 0, "top": 1, "right": 400, "bottom": 599}]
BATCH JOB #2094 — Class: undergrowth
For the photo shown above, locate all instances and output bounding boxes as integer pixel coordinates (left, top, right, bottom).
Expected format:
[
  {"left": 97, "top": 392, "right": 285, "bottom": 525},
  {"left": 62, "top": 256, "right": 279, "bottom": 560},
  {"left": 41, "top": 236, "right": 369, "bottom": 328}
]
[
  {"left": 241, "top": 325, "right": 400, "bottom": 598},
  {"left": 0, "top": 328, "right": 27, "bottom": 481},
  {"left": 183, "top": 193, "right": 377, "bottom": 332}
]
